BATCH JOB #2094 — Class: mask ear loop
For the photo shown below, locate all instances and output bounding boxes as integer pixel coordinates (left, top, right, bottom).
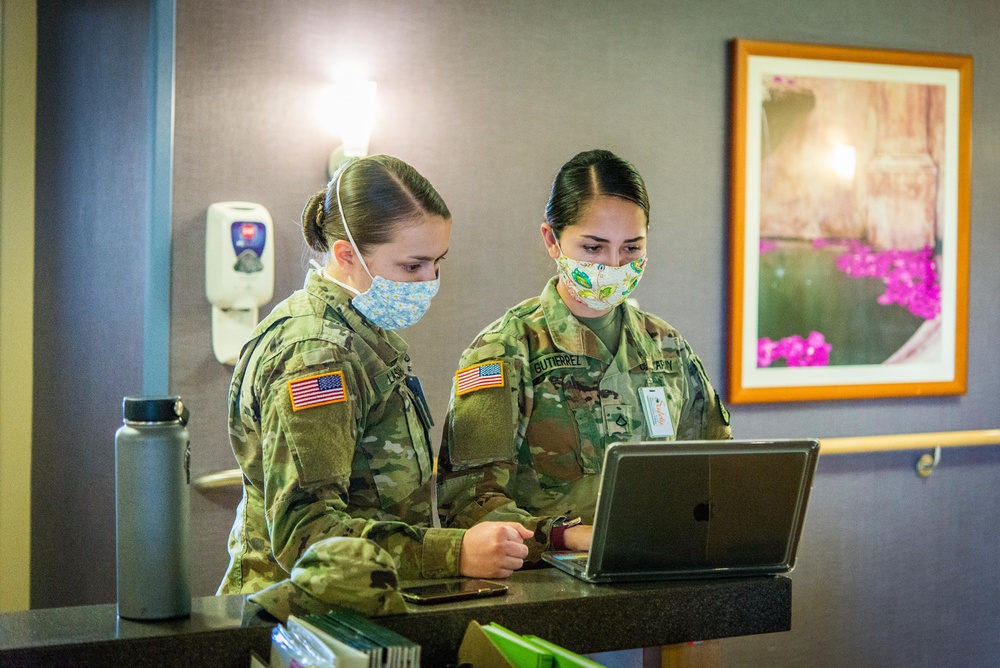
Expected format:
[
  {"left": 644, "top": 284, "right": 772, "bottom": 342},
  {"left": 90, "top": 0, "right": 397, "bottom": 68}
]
[
  {"left": 335, "top": 159, "right": 375, "bottom": 280},
  {"left": 551, "top": 228, "right": 565, "bottom": 259}
]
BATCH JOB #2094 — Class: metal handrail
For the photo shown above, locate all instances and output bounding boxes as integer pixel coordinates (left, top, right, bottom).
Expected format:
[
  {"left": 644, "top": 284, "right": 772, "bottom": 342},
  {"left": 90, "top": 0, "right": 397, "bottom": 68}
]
[
  {"left": 819, "top": 429, "right": 1000, "bottom": 455},
  {"left": 193, "top": 469, "right": 243, "bottom": 489},
  {"left": 192, "top": 429, "right": 1000, "bottom": 489}
]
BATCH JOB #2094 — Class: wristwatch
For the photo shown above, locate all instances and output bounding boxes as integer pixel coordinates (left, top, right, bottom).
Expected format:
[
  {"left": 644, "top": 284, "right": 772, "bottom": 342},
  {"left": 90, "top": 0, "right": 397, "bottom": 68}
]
[{"left": 550, "top": 516, "right": 583, "bottom": 551}]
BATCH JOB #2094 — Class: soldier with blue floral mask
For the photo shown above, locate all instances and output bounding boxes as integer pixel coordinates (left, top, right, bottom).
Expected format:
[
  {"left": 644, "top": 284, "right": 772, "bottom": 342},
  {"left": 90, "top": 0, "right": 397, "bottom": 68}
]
[
  {"left": 438, "top": 149, "right": 732, "bottom": 560},
  {"left": 220, "top": 155, "right": 532, "bottom": 598}
]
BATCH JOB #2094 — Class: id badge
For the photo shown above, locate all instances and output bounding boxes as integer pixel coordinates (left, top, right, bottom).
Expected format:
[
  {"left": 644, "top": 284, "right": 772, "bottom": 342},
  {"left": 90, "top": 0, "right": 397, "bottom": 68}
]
[{"left": 639, "top": 387, "right": 674, "bottom": 438}]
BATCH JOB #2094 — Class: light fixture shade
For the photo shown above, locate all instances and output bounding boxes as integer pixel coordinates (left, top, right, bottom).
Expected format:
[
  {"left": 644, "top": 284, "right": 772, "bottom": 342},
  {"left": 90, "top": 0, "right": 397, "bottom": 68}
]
[{"left": 334, "top": 79, "right": 377, "bottom": 158}]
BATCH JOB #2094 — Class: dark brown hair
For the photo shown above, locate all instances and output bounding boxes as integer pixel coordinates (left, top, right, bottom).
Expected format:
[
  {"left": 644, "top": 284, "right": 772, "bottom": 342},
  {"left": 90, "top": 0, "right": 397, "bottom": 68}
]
[
  {"left": 302, "top": 155, "right": 451, "bottom": 255},
  {"left": 544, "top": 149, "right": 650, "bottom": 238}
]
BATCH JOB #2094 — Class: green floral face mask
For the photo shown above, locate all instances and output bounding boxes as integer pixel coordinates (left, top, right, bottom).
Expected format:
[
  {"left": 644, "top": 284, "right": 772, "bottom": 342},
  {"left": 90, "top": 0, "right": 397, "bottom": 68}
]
[{"left": 556, "top": 252, "right": 646, "bottom": 311}]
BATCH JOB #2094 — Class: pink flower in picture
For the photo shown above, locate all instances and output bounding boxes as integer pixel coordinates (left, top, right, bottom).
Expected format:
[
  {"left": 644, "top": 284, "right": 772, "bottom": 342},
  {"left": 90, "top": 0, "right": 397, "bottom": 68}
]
[
  {"left": 836, "top": 242, "right": 941, "bottom": 320},
  {"left": 760, "top": 239, "right": 778, "bottom": 254},
  {"left": 757, "top": 331, "right": 831, "bottom": 368},
  {"left": 757, "top": 337, "right": 780, "bottom": 367}
]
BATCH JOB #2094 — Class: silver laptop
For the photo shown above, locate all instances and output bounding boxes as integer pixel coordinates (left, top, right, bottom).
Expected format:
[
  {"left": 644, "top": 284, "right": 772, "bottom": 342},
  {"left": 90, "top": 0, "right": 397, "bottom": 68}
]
[{"left": 541, "top": 438, "right": 820, "bottom": 583}]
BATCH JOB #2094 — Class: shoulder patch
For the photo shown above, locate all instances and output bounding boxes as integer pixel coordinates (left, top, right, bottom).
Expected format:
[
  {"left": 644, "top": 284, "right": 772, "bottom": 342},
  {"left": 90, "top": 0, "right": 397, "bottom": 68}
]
[
  {"left": 455, "top": 361, "right": 505, "bottom": 396},
  {"left": 288, "top": 370, "right": 348, "bottom": 410}
]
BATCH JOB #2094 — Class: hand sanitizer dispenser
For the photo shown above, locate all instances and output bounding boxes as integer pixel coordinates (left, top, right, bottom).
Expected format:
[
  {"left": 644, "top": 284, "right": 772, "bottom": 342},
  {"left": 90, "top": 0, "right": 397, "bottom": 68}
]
[{"left": 205, "top": 202, "right": 274, "bottom": 365}]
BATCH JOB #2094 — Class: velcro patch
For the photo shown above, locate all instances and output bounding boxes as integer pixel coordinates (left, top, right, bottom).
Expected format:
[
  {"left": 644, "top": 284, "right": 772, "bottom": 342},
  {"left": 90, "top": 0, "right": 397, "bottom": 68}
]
[
  {"left": 288, "top": 371, "right": 347, "bottom": 410},
  {"left": 455, "top": 361, "right": 504, "bottom": 396},
  {"left": 640, "top": 358, "right": 678, "bottom": 373},
  {"left": 530, "top": 353, "right": 587, "bottom": 379}
]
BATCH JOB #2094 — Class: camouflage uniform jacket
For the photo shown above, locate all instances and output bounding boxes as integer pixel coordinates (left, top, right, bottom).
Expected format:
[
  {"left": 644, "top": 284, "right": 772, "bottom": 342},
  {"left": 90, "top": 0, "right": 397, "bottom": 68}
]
[
  {"left": 219, "top": 270, "right": 464, "bottom": 595},
  {"left": 438, "top": 277, "right": 731, "bottom": 560}
]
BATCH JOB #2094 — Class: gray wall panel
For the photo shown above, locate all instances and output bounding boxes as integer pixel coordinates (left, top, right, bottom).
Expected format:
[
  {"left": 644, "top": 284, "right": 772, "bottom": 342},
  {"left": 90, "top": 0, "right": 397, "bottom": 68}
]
[
  {"left": 725, "top": 446, "right": 1000, "bottom": 666},
  {"left": 33, "top": 0, "right": 152, "bottom": 608}
]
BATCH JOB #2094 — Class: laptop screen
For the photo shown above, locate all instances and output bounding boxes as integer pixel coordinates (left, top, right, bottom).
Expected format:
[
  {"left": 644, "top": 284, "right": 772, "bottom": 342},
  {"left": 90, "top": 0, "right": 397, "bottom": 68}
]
[{"left": 589, "top": 439, "right": 819, "bottom": 577}]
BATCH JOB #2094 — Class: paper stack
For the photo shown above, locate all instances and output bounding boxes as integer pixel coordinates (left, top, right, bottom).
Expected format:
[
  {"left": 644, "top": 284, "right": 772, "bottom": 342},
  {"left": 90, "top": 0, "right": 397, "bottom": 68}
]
[{"left": 268, "top": 606, "right": 419, "bottom": 668}]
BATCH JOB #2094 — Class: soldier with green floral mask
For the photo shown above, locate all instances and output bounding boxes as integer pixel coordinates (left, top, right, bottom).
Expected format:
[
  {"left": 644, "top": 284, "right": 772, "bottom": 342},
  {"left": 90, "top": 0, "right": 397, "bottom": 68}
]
[
  {"left": 438, "top": 149, "right": 732, "bottom": 560},
  {"left": 219, "top": 155, "right": 532, "bottom": 599}
]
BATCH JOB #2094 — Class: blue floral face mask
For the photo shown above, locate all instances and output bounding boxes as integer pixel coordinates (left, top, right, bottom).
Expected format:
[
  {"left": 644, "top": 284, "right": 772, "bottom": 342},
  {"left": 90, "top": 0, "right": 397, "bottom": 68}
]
[
  {"left": 329, "top": 163, "right": 439, "bottom": 330},
  {"left": 348, "top": 274, "right": 439, "bottom": 330}
]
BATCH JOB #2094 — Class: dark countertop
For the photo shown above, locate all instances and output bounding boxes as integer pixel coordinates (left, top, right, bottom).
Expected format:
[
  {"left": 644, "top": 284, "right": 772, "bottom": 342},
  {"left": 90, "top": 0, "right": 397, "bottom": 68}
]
[{"left": 0, "top": 568, "right": 791, "bottom": 667}]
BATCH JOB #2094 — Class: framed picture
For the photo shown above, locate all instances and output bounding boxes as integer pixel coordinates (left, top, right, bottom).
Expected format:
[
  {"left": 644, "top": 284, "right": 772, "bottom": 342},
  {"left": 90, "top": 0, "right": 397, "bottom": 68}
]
[{"left": 728, "top": 40, "right": 972, "bottom": 403}]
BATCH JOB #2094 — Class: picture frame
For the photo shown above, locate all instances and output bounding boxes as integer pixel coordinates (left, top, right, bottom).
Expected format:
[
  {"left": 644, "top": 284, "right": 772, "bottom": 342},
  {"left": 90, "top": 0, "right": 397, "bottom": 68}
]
[{"left": 727, "top": 40, "right": 972, "bottom": 404}]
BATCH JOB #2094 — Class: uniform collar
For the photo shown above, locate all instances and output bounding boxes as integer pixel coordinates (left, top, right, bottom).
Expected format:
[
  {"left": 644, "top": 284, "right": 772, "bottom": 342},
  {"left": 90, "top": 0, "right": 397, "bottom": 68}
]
[
  {"left": 539, "top": 277, "right": 611, "bottom": 363},
  {"left": 620, "top": 298, "right": 664, "bottom": 371},
  {"left": 539, "top": 276, "right": 661, "bottom": 370},
  {"left": 304, "top": 270, "right": 409, "bottom": 363}
]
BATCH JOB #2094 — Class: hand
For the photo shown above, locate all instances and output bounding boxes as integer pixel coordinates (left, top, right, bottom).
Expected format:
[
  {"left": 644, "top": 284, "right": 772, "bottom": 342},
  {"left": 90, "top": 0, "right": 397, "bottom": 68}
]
[
  {"left": 563, "top": 524, "right": 593, "bottom": 552},
  {"left": 459, "top": 522, "right": 533, "bottom": 578}
]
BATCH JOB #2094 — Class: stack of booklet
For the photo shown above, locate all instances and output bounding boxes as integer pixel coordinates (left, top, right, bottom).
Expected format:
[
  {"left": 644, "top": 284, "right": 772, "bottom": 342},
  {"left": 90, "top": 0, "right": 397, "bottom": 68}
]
[
  {"left": 459, "top": 621, "right": 605, "bottom": 668},
  {"left": 268, "top": 606, "right": 420, "bottom": 668}
]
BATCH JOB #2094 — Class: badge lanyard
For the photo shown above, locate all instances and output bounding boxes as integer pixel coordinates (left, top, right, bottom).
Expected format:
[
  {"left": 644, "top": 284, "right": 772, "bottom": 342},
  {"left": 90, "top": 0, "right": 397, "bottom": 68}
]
[
  {"left": 404, "top": 375, "right": 441, "bottom": 528},
  {"left": 639, "top": 355, "right": 675, "bottom": 438}
]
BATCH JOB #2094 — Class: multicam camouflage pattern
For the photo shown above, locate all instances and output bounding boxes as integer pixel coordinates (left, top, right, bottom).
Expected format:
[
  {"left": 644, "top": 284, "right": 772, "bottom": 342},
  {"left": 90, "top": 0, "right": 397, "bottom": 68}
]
[
  {"left": 249, "top": 537, "right": 408, "bottom": 622},
  {"left": 219, "top": 270, "right": 465, "bottom": 596},
  {"left": 438, "top": 277, "right": 732, "bottom": 561}
]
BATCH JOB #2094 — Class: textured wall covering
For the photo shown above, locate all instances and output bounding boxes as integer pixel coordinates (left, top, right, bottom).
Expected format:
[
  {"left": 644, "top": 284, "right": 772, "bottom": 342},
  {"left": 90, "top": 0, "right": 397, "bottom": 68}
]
[
  {"left": 34, "top": 0, "right": 1000, "bottom": 663},
  {"left": 33, "top": 0, "right": 152, "bottom": 609}
]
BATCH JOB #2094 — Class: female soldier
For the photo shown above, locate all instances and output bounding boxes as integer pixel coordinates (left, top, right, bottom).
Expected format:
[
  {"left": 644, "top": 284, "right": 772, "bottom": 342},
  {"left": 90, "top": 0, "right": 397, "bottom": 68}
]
[
  {"left": 438, "top": 149, "right": 731, "bottom": 559},
  {"left": 219, "top": 155, "right": 531, "bottom": 595}
]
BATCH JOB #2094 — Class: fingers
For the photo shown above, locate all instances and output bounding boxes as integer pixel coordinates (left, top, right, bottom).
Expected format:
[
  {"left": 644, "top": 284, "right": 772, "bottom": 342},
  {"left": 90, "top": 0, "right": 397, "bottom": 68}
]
[
  {"left": 501, "top": 536, "right": 529, "bottom": 559},
  {"left": 514, "top": 524, "right": 534, "bottom": 539},
  {"left": 459, "top": 521, "right": 535, "bottom": 578},
  {"left": 494, "top": 523, "right": 534, "bottom": 548},
  {"left": 502, "top": 556, "right": 523, "bottom": 572},
  {"left": 497, "top": 550, "right": 526, "bottom": 575}
]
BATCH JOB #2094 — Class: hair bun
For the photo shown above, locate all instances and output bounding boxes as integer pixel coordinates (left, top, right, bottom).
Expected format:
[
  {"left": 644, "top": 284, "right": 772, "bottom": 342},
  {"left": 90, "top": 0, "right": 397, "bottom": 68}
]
[{"left": 301, "top": 188, "right": 329, "bottom": 252}]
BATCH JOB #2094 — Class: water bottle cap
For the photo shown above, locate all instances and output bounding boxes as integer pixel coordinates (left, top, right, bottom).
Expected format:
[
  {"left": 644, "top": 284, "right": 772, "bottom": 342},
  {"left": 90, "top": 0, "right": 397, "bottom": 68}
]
[{"left": 122, "top": 396, "right": 186, "bottom": 423}]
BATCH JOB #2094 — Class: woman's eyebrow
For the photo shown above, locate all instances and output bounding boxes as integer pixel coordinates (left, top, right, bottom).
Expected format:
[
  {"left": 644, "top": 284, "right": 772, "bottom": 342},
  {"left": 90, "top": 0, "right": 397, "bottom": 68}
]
[
  {"left": 579, "top": 234, "right": 646, "bottom": 243},
  {"left": 404, "top": 250, "right": 449, "bottom": 262}
]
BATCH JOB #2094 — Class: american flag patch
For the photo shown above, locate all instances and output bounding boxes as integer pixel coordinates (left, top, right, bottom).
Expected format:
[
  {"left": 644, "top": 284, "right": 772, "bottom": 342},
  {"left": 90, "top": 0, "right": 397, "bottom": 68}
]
[
  {"left": 288, "top": 371, "right": 347, "bottom": 411},
  {"left": 456, "top": 361, "right": 504, "bottom": 396}
]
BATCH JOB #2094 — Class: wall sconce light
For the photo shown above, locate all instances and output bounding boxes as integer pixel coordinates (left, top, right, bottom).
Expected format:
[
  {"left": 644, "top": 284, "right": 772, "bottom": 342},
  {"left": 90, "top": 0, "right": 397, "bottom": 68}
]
[{"left": 328, "top": 72, "right": 377, "bottom": 179}]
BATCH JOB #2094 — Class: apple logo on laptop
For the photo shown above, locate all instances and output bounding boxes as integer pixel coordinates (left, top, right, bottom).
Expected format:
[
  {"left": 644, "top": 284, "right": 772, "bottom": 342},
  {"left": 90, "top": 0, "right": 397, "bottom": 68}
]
[{"left": 693, "top": 501, "right": 712, "bottom": 522}]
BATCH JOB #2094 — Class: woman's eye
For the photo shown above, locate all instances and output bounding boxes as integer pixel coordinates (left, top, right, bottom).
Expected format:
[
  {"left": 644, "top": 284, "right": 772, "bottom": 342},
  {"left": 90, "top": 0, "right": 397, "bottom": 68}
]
[
  {"left": 403, "top": 264, "right": 421, "bottom": 272},
  {"left": 625, "top": 245, "right": 643, "bottom": 254},
  {"left": 583, "top": 245, "right": 601, "bottom": 253}
]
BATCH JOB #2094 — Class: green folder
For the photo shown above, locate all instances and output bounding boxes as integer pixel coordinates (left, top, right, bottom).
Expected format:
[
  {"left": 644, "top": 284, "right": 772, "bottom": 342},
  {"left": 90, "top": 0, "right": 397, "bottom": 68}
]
[
  {"left": 522, "top": 635, "right": 605, "bottom": 668},
  {"left": 481, "top": 623, "right": 554, "bottom": 668}
]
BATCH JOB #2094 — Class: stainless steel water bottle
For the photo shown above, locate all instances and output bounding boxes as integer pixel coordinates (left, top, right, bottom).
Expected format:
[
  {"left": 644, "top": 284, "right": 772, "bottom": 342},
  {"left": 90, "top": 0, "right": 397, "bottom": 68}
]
[{"left": 115, "top": 396, "right": 192, "bottom": 620}]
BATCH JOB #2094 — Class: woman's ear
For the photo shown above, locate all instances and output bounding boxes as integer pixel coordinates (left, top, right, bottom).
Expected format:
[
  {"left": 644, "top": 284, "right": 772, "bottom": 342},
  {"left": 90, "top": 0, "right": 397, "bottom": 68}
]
[
  {"left": 540, "top": 223, "right": 561, "bottom": 260},
  {"left": 330, "top": 239, "right": 357, "bottom": 271}
]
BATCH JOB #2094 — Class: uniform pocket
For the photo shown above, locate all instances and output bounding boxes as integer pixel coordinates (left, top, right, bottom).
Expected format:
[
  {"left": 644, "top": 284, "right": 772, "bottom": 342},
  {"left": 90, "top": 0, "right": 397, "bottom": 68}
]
[
  {"left": 360, "top": 388, "right": 429, "bottom": 513},
  {"left": 275, "top": 368, "right": 356, "bottom": 489},
  {"left": 448, "top": 359, "right": 518, "bottom": 466},
  {"left": 526, "top": 373, "right": 587, "bottom": 489}
]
